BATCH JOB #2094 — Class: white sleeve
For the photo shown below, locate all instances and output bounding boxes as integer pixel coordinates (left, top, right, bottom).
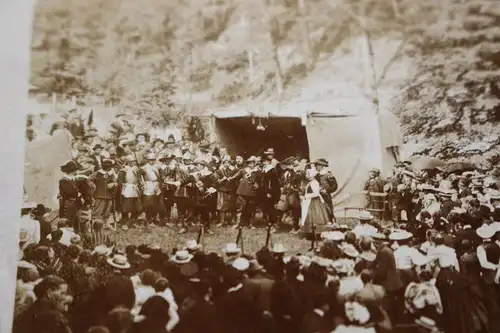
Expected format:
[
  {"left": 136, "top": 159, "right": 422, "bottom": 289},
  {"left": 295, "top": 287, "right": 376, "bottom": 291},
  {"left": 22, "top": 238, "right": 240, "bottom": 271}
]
[
  {"left": 305, "top": 180, "right": 321, "bottom": 199},
  {"left": 34, "top": 221, "right": 41, "bottom": 244},
  {"left": 477, "top": 246, "right": 498, "bottom": 270}
]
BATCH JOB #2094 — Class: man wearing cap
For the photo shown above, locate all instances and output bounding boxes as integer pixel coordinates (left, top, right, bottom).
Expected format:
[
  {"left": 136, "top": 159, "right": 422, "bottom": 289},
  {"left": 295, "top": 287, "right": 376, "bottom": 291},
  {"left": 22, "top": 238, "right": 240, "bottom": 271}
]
[
  {"left": 89, "top": 159, "right": 118, "bottom": 232},
  {"left": 117, "top": 155, "right": 144, "bottom": 229},
  {"left": 228, "top": 156, "right": 262, "bottom": 229},
  {"left": 163, "top": 156, "right": 192, "bottom": 227},
  {"left": 141, "top": 153, "right": 165, "bottom": 227},
  {"left": 313, "top": 159, "right": 338, "bottom": 223}
]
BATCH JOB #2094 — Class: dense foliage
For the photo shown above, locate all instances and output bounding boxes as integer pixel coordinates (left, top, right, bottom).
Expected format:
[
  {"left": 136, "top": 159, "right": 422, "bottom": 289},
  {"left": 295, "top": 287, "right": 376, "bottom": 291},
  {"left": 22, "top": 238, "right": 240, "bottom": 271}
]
[{"left": 30, "top": 0, "right": 500, "bottom": 167}]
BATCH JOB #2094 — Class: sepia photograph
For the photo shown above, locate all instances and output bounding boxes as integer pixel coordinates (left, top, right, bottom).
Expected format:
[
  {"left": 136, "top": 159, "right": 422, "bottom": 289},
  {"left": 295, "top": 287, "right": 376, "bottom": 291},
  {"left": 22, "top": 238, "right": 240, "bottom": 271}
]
[{"left": 10, "top": 0, "right": 500, "bottom": 332}]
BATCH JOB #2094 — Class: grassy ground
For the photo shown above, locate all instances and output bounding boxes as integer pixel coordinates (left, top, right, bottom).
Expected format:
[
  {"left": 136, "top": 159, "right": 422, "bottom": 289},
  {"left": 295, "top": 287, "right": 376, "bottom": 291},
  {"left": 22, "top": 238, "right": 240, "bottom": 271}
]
[{"left": 102, "top": 217, "right": 360, "bottom": 256}]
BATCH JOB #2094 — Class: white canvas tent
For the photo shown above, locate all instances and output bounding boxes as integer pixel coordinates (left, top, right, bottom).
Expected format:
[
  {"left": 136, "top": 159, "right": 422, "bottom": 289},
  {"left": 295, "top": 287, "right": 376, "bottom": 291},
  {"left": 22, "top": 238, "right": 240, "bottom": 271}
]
[{"left": 207, "top": 104, "right": 403, "bottom": 214}]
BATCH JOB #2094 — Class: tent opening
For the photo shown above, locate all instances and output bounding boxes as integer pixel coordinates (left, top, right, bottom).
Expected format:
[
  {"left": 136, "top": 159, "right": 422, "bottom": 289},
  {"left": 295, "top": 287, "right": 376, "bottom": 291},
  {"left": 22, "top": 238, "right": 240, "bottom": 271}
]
[{"left": 214, "top": 117, "right": 310, "bottom": 160}]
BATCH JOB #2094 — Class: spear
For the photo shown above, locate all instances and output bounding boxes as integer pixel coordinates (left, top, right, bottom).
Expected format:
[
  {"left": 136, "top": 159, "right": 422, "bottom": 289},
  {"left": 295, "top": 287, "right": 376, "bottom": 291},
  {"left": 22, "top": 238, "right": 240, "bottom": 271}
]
[
  {"left": 235, "top": 225, "right": 244, "bottom": 254},
  {"left": 265, "top": 223, "right": 273, "bottom": 248}
]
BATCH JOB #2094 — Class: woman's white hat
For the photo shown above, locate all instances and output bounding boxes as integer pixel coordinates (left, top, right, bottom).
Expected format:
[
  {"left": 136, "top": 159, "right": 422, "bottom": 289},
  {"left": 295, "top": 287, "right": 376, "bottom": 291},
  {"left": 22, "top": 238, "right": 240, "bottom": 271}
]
[
  {"left": 476, "top": 225, "right": 496, "bottom": 239},
  {"left": 357, "top": 211, "right": 374, "bottom": 221},
  {"left": 321, "top": 231, "right": 345, "bottom": 241},
  {"left": 107, "top": 254, "right": 131, "bottom": 269},
  {"left": 223, "top": 243, "right": 241, "bottom": 254},
  {"left": 170, "top": 250, "right": 194, "bottom": 264},
  {"left": 388, "top": 230, "right": 413, "bottom": 241},
  {"left": 185, "top": 239, "right": 201, "bottom": 251},
  {"left": 232, "top": 257, "right": 250, "bottom": 271},
  {"left": 271, "top": 243, "right": 287, "bottom": 254}
]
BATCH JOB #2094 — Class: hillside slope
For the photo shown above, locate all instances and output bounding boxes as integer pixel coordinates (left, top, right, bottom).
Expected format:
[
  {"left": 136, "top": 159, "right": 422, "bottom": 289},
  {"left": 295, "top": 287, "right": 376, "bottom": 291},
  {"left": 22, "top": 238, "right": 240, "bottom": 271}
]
[{"left": 29, "top": 0, "right": 500, "bottom": 168}]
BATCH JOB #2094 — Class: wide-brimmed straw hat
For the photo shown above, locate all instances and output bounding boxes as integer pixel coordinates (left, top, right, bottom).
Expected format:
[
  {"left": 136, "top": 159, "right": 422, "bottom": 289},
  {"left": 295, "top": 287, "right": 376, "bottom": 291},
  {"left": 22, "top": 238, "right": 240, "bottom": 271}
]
[
  {"left": 358, "top": 211, "right": 374, "bottom": 221},
  {"left": 232, "top": 257, "right": 250, "bottom": 271},
  {"left": 389, "top": 230, "right": 413, "bottom": 241},
  {"left": 185, "top": 239, "right": 201, "bottom": 251},
  {"left": 170, "top": 250, "right": 193, "bottom": 264},
  {"left": 271, "top": 243, "right": 287, "bottom": 254},
  {"left": 342, "top": 244, "right": 360, "bottom": 258},
  {"left": 476, "top": 225, "right": 496, "bottom": 239},
  {"left": 223, "top": 243, "right": 241, "bottom": 254},
  {"left": 92, "top": 244, "right": 113, "bottom": 256},
  {"left": 107, "top": 254, "right": 131, "bottom": 269}
]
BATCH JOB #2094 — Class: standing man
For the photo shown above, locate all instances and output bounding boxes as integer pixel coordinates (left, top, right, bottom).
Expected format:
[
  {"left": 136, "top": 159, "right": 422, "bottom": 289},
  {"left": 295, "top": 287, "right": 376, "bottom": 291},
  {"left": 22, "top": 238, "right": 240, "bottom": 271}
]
[
  {"left": 215, "top": 156, "right": 238, "bottom": 227},
  {"left": 141, "top": 153, "right": 165, "bottom": 227},
  {"left": 230, "top": 156, "right": 262, "bottom": 229},
  {"left": 90, "top": 159, "right": 118, "bottom": 233},
  {"left": 313, "top": 159, "right": 338, "bottom": 223},
  {"left": 59, "top": 160, "right": 89, "bottom": 233},
  {"left": 259, "top": 157, "right": 281, "bottom": 232},
  {"left": 117, "top": 155, "right": 144, "bottom": 229}
]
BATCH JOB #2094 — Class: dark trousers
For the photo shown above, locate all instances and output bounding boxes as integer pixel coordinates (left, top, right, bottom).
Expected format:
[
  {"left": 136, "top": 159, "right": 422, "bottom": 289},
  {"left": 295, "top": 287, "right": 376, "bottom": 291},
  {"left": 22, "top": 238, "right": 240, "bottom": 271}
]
[
  {"left": 237, "top": 195, "right": 257, "bottom": 226},
  {"left": 261, "top": 198, "right": 278, "bottom": 224},
  {"left": 193, "top": 204, "right": 211, "bottom": 229}
]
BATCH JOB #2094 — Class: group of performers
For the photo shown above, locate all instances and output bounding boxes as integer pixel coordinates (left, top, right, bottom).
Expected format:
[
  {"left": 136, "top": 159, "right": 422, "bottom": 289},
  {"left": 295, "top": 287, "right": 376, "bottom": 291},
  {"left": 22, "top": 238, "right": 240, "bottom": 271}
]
[{"left": 58, "top": 130, "right": 339, "bottom": 240}]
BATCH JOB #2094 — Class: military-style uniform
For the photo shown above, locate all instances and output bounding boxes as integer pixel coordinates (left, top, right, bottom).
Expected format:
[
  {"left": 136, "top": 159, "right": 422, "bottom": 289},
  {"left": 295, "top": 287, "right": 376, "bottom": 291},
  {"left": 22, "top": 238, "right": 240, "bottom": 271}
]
[
  {"left": 59, "top": 162, "right": 93, "bottom": 234},
  {"left": 277, "top": 167, "right": 304, "bottom": 229},
  {"left": 214, "top": 161, "right": 238, "bottom": 225},
  {"left": 259, "top": 163, "right": 281, "bottom": 226},
  {"left": 230, "top": 158, "right": 262, "bottom": 227},
  {"left": 317, "top": 170, "right": 338, "bottom": 222},
  {"left": 117, "top": 161, "right": 143, "bottom": 225},
  {"left": 141, "top": 158, "right": 165, "bottom": 224}
]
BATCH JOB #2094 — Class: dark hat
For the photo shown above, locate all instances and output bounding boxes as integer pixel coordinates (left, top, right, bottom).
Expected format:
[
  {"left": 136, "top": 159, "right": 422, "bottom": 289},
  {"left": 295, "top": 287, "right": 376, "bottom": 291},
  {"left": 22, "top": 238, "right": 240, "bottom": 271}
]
[
  {"left": 152, "top": 138, "right": 164, "bottom": 145},
  {"left": 32, "top": 204, "right": 48, "bottom": 216},
  {"left": 136, "top": 132, "right": 149, "bottom": 140},
  {"left": 313, "top": 158, "right": 329, "bottom": 167},
  {"left": 165, "top": 135, "right": 176, "bottom": 145},
  {"left": 102, "top": 159, "right": 114, "bottom": 167},
  {"left": 93, "top": 144, "right": 104, "bottom": 150},
  {"left": 61, "top": 160, "right": 78, "bottom": 174},
  {"left": 263, "top": 148, "right": 275, "bottom": 155}
]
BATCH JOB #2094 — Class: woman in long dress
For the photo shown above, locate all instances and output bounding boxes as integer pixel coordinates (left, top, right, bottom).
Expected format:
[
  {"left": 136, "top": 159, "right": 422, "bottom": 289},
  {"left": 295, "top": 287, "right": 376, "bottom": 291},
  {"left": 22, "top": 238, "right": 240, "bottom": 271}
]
[{"left": 300, "top": 164, "right": 330, "bottom": 237}]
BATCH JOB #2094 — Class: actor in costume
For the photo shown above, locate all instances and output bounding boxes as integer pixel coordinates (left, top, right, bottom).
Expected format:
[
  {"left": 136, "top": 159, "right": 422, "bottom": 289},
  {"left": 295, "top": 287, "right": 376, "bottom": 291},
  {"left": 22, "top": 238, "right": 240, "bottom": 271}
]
[
  {"left": 313, "top": 158, "right": 338, "bottom": 223},
  {"left": 215, "top": 156, "right": 238, "bottom": 226},
  {"left": 164, "top": 156, "right": 191, "bottom": 229},
  {"left": 230, "top": 156, "right": 262, "bottom": 229},
  {"left": 59, "top": 160, "right": 92, "bottom": 233},
  {"left": 259, "top": 156, "right": 281, "bottom": 230},
  {"left": 300, "top": 164, "right": 330, "bottom": 236},
  {"left": 117, "top": 155, "right": 144, "bottom": 228},
  {"left": 277, "top": 157, "right": 304, "bottom": 233},
  {"left": 141, "top": 153, "right": 165, "bottom": 227},
  {"left": 89, "top": 159, "right": 118, "bottom": 244}
]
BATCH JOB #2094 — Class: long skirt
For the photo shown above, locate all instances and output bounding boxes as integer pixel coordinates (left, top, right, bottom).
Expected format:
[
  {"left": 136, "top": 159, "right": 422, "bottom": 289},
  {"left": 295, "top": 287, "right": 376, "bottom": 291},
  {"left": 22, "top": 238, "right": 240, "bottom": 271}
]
[
  {"left": 301, "top": 197, "right": 330, "bottom": 234},
  {"left": 92, "top": 198, "right": 113, "bottom": 224},
  {"left": 217, "top": 191, "right": 235, "bottom": 212},
  {"left": 436, "top": 268, "right": 489, "bottom": 333},
  {"left": 122, "top": 197, "right": 143, "bottom": 214}
]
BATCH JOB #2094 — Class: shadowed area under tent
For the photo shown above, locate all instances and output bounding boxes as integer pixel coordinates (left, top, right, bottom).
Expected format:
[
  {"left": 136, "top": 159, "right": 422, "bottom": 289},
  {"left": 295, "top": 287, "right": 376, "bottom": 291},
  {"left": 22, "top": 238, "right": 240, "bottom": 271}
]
[{"left": 206, "top": 105, "right": 403, "bottom": 215}]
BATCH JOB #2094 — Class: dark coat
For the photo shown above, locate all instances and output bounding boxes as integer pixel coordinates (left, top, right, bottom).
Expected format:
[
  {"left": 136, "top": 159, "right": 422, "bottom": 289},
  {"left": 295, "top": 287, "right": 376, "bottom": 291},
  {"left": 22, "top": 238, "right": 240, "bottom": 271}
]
[
  {"left": 260, "top": 167, "right": 281, "bottom": 203},
  {"left": 300, "top": 311, "right": 330, "bottom": 333},
  {"left": 215, "top": 287, "right": 263, "bottom": 333},
  {"left": 373, "top": 244, "right": 403, "bottom": 292},
  {"left": 13, "top": 299, "right": 72, "bottom": 333},
  {"left": 243, "top": 271, "right": 275, "bottom": 313}
]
